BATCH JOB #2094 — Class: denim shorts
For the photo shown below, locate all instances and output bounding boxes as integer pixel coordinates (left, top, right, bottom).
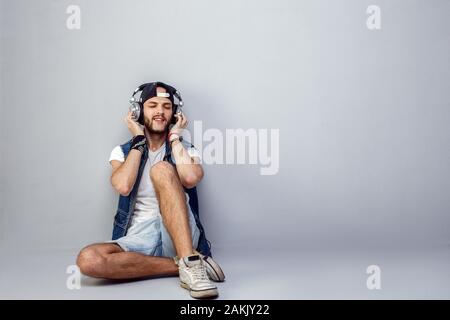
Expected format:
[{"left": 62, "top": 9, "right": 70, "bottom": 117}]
[{"left": 108, "top": 207, "right": 200, "bottom": 258}]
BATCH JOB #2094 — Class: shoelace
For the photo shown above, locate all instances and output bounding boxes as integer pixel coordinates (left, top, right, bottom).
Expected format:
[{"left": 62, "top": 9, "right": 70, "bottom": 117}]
[{"left": 190, "top": 263, "right": 209, "bottom": 281}]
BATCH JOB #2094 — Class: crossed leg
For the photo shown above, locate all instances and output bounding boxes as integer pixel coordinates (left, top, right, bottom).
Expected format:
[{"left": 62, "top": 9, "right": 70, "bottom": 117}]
[
  {"left": 77, "top": 161, "right": 194, "bottom": 280},
  {"left": 76, "top": 243, "right": 178, "bottom": 279}
]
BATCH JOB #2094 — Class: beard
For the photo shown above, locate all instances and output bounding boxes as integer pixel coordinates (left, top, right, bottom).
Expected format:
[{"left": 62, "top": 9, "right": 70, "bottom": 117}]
[{"left": 144, "top": 117, "right": 170, "bottom": 134}]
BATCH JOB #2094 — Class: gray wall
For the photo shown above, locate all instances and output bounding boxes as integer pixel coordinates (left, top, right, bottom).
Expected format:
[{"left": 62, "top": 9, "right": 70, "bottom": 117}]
[{"left": 1, "top": 0, "right": 449, "bottom": 253}]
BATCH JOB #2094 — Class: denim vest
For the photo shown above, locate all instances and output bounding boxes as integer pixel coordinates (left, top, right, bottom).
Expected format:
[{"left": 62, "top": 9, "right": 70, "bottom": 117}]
[{"left": 111, "top": 137, "right": 212, "bottom": 257}]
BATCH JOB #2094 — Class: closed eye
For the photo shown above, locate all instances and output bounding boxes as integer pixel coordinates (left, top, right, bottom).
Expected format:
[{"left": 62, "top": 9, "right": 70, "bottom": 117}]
[{"left": 146, "top": 103, "right": 172, "bottom": 109}]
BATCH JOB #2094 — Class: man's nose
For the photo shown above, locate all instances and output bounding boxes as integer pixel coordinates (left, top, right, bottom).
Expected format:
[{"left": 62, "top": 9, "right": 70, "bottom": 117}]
[{"left": 155, "top": 104, "right": 164, "bottom": 114}]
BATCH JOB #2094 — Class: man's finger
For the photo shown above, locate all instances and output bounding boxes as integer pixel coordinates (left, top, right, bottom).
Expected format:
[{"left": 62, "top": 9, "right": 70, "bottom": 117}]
[{"left": 175, "top": 113, "right": 183, "bottom": 125}]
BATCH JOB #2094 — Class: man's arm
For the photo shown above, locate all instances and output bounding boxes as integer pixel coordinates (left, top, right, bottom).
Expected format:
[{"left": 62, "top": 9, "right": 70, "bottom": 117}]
[
  {"left": 110, "top": 149, "right": 142, "bottom": 196},
  {"left": 168, "top": 111, "right": 204, "bottom": 189},
  {"left": 170, "top": 139, "right": 204, "bottom": 189},
  {"left": 110, "top": 111, "right": 145, "bottom": 196}
]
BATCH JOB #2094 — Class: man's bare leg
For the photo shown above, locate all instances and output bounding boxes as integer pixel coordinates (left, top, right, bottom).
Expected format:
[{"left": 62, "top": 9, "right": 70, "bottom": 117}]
[
  {"left": 149, "top": 161, "right": 219, "bottom": 299},
  {"left": 150, "top": 161, "right": 193, "bottom": 258},
  {"left": 76, "top": 243, "right": 178, "bottom": 279},
  {"left": 77, "top": 161, "right": 194, "bottom": 279}
]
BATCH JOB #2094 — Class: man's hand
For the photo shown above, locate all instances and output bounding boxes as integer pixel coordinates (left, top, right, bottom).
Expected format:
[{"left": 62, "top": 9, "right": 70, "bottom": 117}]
[
  {"left": 169, "top": 111, "right": 188, "bottom": 136},
  {"left": 125, "top": 111, "right": 144, "bottom": 137}
]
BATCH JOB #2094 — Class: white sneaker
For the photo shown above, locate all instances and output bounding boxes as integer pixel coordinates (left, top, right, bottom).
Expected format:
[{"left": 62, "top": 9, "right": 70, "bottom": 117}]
[
  {"left": 193, "top": 250, "right": 226, "bottom": 282},
  {"left": 177, "top": 254, "right": 219, "bottom": 299}
]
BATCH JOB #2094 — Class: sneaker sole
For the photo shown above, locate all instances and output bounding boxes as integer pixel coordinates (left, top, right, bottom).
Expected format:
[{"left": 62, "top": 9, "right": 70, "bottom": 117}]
[
  {"left": 180, "top": 281, "right": 219, "bottom": 299},
  {"left": 203, "top": 256, "right": 226, "bottom": 282}
]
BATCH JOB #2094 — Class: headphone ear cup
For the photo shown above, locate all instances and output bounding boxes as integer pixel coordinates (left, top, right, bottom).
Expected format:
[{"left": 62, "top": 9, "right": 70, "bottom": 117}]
[
  {"left": 171, "top": 105, "right": 178, "bottom": 124},
  {"left": 137, "top": 103, "right": 144, "bottom": 125}
]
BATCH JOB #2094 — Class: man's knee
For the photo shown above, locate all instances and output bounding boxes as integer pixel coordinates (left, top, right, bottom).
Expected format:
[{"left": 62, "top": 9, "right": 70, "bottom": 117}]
[
  {"left": 150, "top": 161, "right": 177, "bottom": 185},
  {"left": 76, "top": 246, "right": 106, "bottom": 277}
]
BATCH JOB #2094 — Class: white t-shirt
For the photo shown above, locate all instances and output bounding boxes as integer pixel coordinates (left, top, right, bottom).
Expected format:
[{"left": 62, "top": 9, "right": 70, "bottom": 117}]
[{"left": 109, "top": 142, "right": 201, "bottom": 228}]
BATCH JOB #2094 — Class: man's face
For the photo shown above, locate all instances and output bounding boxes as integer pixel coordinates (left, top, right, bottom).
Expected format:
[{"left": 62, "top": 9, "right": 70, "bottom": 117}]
[{"left": 143, "top": 87, "right": 173, "bottom": 134}]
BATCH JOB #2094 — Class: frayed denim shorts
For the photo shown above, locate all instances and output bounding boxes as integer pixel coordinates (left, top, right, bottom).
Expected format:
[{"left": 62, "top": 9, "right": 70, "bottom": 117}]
[{"left": 108, "top": 207, "right": 200, "bottom": 258}]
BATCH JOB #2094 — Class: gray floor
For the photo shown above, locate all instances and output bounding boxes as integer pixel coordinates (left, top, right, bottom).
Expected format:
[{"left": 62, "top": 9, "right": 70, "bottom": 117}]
[{"left": 1, "top": 245, "right": 450, "bottom": 299}]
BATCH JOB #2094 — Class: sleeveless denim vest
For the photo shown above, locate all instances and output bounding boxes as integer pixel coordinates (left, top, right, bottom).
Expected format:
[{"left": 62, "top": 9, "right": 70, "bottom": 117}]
[{"left": 111, "top": 137, "right": 212, "bottom": 257}]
